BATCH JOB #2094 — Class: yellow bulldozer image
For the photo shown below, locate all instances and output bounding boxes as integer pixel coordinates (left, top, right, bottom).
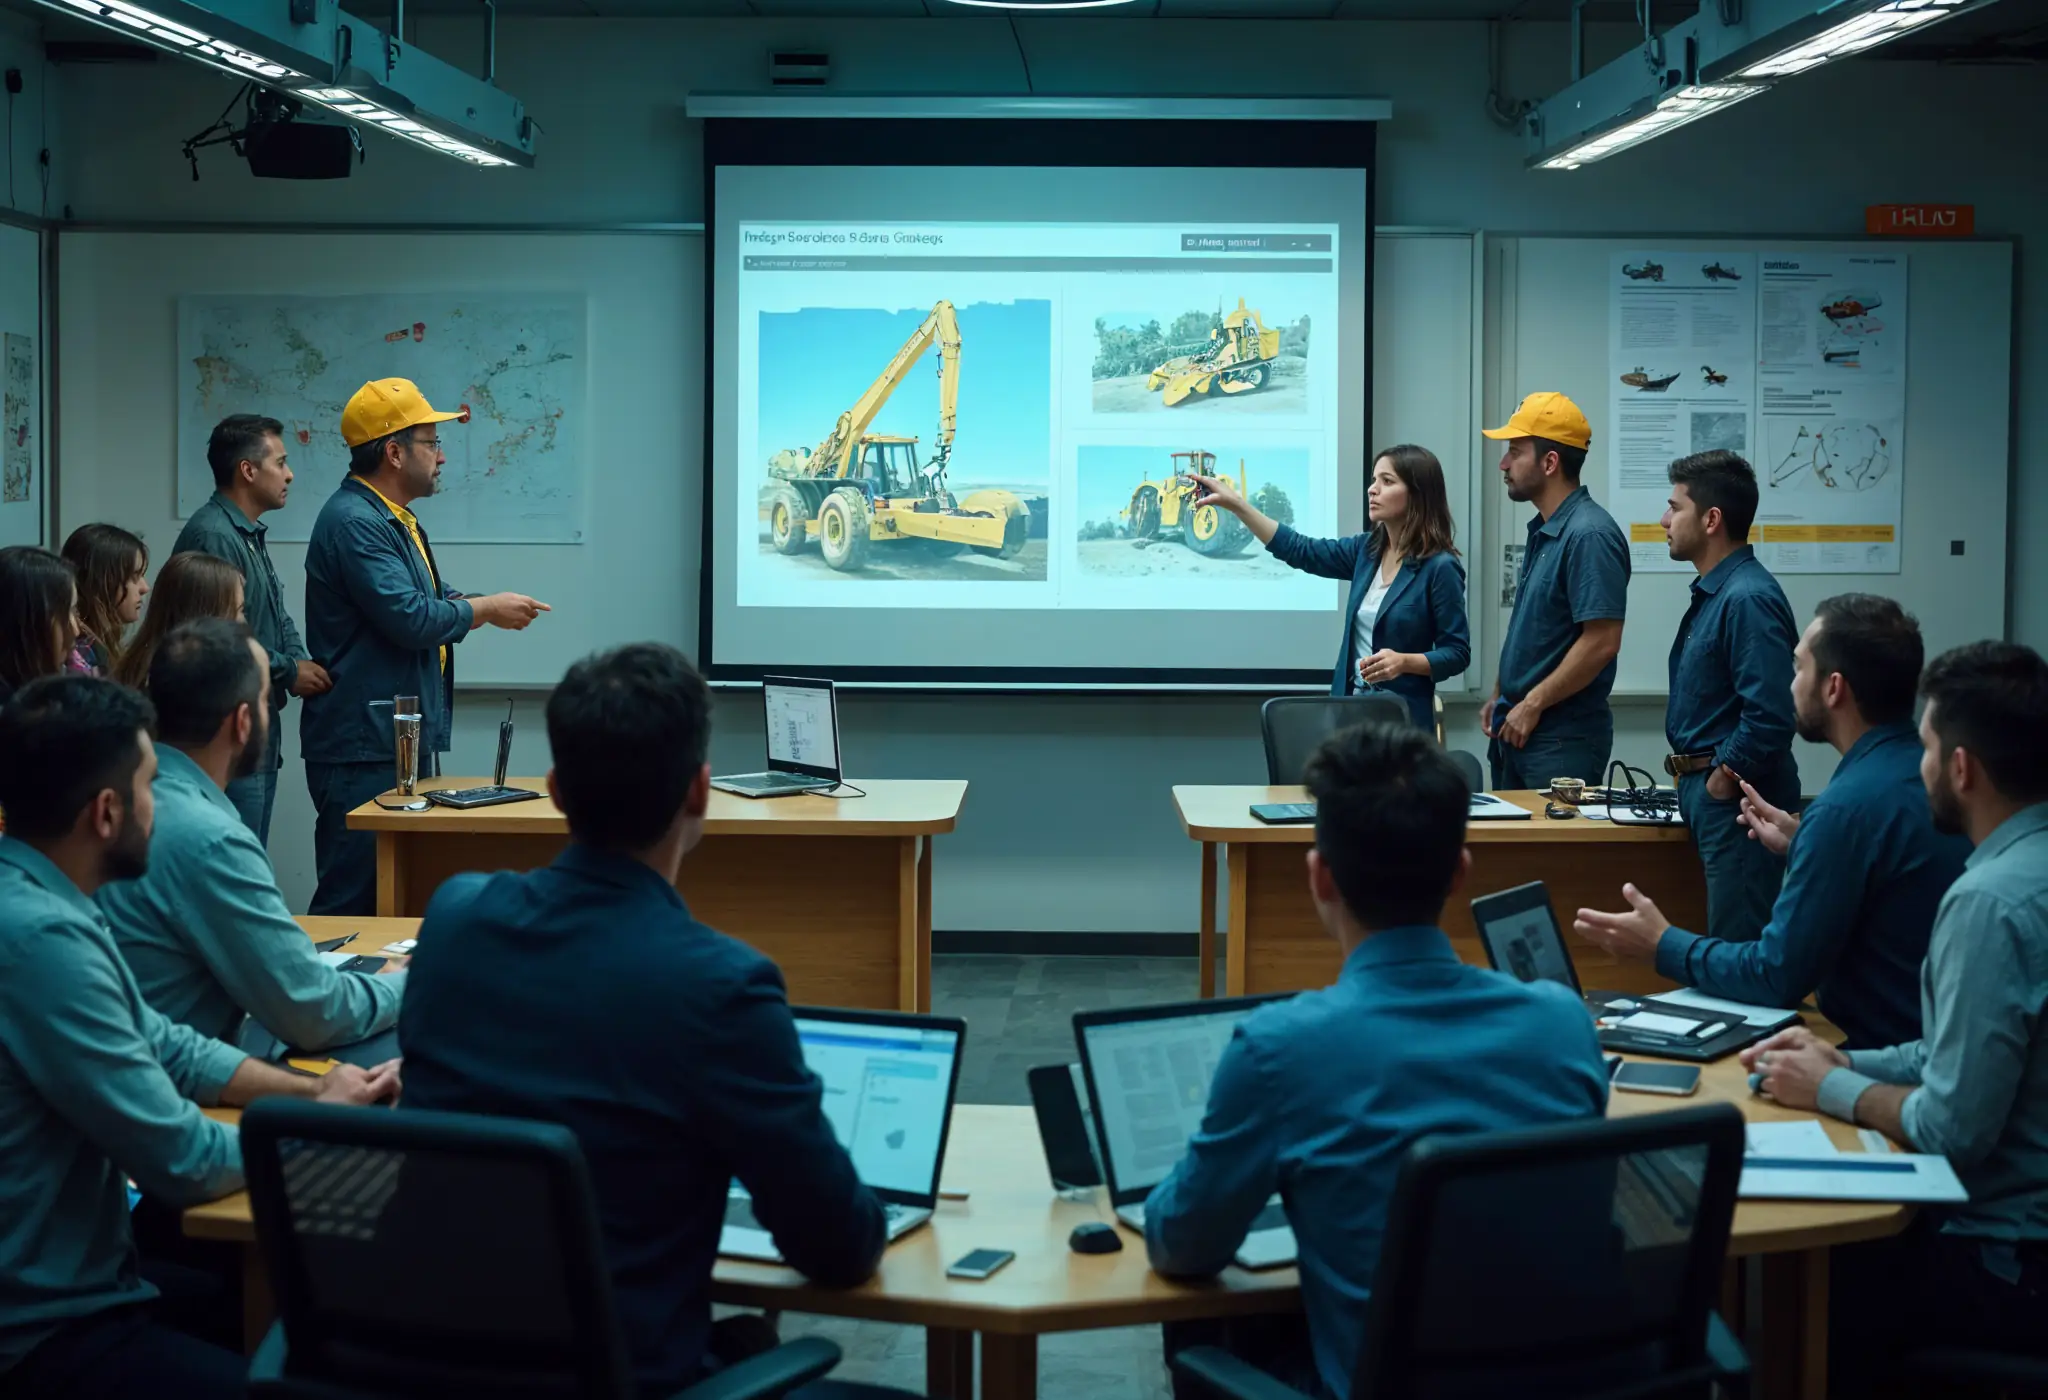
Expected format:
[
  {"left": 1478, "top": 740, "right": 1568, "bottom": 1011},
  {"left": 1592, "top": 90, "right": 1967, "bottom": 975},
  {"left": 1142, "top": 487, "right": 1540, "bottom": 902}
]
[
  {"left": 763, "top": 300, "right": 1030, "bottom": 573},
  {"left": 1122, "top": 451, "right": 1253, "bottom": 557},
  {"left": 1146, "top": 299, "right": 1283, "bottom": 408}
]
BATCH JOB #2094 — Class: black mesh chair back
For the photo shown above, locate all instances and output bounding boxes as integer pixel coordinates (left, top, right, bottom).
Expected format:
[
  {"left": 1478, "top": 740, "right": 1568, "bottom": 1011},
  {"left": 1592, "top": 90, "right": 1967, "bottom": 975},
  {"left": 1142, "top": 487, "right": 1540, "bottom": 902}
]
[
  {"left": 1260, "top": 695, "right": 1411, "bottom": 785},
  {"left": 242, "top": 1099, "right": 633, "bottom": 1398},
  {"left": 1352, "top": 1103, "right": 1746, "bottom": 1400},
  {"left": 1446, "top": 749, "right": 1485, "bottom": 795}
]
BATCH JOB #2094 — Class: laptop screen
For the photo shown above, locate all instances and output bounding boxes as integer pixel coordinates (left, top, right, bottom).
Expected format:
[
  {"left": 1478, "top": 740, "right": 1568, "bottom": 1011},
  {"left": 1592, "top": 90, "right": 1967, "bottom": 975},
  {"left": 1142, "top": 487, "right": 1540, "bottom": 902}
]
[
  {"left": 1079, "top": 1003, "right": 1270, "bottom": 1197},
  {"left": 795, "top": 1016, "right": 959, "bottom": 1197},
  {"left": 764, "top": 679, "right": 840, "bottom": 777},
  {"left": 1473, "top": 889, "right": 1581, "bottom": 992}
]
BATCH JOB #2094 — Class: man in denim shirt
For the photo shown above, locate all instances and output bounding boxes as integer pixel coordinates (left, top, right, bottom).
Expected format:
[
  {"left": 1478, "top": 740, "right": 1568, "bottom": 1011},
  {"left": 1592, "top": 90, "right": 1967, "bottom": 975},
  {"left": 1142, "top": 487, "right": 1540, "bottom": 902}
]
[
  {"left": 172, "top": 415, "right": 331, "bottom": 845},
  {"left": 1479, "top": 392, "right": 1630, "bottom": 791},
  {"left": 1575, "top": 596, "right": 1967, "bottom": 1049},
  {"left": 1656, "top": 451, "right": 1799, "bottom": 944},
  {"left": 1745, "top": 642, "right": 2048, "bottom": 1387}
]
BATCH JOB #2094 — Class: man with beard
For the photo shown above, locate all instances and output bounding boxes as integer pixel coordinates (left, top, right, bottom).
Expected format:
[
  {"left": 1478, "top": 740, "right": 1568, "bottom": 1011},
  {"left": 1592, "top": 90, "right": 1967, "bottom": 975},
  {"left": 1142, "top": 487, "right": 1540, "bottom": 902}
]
[
  {"left": 1744, "top": 641, "right": 2048, "bottom": 1391},
  {"left": 1654, "top": 450, "right": 1800, "bottom": 945},
  {"left": 1575, "top": 595, "right": 1966, "bottom": 1049},
  {"left": 0, "top": 674, "right": 397, "bottom": 1399},
  {"left": 1478, "top": 392, "right": 1630, "bottom": 790},
  {"left": 100, "top": 618, "right": 405, "bottom": 1053},
  {"left": 302, "top": 378, "right": 549, "bottom": 915},
  {"left": 171, "top": 413, "right": 331, "bottom": 844}
]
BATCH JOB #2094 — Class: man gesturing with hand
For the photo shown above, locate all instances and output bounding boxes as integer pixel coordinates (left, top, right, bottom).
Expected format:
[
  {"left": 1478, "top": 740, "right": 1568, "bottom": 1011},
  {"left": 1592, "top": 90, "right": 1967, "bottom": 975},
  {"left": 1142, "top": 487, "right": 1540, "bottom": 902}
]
[{"left": 303, "top": 378, "right": 550, "bottom": 916}]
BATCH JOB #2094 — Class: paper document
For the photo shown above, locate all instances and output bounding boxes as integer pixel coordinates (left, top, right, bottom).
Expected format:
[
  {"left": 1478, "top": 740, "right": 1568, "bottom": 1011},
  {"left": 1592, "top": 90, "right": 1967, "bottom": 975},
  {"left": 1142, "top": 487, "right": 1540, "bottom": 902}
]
[
  {"left": 1655, "top": 987, "right": 1800, "bottom": 1025},
  {"left": 1745, "top": 1121, "right": 1839, "bottom": 1159},
  {"left": 1741, "top": 1153, "right": 1966, "bottom": 1203}
]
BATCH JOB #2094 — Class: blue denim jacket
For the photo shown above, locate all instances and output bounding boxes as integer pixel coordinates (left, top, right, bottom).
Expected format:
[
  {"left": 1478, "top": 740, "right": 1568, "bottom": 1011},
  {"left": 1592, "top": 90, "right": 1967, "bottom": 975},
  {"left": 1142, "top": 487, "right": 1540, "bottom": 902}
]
[
  {"left": 300, "top": 478, "right": 472, "bottom": 765},
  {"left": 1266, "top": 525, "right": 1471, "bottom": 730},
  {"left": 1664, "top": 545, "right": 1799, "bottom": 780}
]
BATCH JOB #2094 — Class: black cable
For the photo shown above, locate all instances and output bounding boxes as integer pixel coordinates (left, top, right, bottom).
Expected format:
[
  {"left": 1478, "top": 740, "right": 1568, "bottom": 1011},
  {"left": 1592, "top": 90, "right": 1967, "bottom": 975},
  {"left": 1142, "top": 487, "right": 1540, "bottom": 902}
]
[
  {"left": 6, "top": 88, "right": 14, "bottom": 211},
  {"left": 1008, "top": 15, "right": 1034, "bottom": 94},
  {"left": 818, "top": 781, "right": 867, "bottom": 800}
]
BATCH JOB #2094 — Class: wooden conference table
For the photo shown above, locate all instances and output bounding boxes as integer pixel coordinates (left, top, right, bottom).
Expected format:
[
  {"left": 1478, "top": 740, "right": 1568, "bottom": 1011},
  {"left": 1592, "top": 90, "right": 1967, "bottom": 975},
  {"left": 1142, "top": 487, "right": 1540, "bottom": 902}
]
[
  {"left": 346, "top": 778, "right": 967, "bottom": 1011},
  {"left": 191, "top": 921, "right": 1901, "bottom": 1400},
  {"left": 1176, "top": 786, "right": 1709, "bottom": 999}
]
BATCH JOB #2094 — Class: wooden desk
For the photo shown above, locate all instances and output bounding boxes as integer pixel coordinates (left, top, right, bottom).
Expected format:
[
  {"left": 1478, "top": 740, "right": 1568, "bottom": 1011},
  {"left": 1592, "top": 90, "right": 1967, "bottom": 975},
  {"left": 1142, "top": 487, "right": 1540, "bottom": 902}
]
[
  {"left": 346, "top": 779, "right": 967, "bottom": 1011},
  {"left": 189, "top": 977, "right": 1900, "bottom": 1400},
  {"left": 1175, "top": 786, "right": 1708, "bottom": 1000}
]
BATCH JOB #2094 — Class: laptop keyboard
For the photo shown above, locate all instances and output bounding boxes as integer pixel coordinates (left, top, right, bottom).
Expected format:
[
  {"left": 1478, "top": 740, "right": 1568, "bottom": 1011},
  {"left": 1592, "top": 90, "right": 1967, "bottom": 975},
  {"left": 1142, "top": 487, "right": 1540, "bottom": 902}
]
[{"left": 729, "top": 772, "right": 825, "bottom": 791}]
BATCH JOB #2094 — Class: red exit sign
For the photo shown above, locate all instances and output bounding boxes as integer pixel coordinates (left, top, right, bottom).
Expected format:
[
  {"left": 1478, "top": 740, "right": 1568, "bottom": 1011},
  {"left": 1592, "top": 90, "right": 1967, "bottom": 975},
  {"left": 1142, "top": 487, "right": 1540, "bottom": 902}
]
[{"left": 1866, "top": 203, "right": 1975, "bottom": 236}]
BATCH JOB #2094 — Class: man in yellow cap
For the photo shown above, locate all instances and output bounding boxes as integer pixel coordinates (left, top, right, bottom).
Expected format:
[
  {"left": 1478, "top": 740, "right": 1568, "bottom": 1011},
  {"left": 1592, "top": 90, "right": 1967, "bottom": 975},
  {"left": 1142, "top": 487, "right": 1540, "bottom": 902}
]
[
  {"left": 1479, "top": 392, "right": 1630, "bottom": 792},
  {"left": 301, "top": 378, "right": 549, "bottom": 916}
]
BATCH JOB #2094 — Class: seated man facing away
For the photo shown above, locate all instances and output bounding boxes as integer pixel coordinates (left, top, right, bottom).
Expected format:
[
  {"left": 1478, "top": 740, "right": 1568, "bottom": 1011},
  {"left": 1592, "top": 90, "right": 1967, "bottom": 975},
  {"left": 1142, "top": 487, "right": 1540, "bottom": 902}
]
[
  {"left": 400, "top": 644, "right": 897, "bottom": 1399},
  {"left": 98, "top": 618, "right": 405, "bottom": 1053},
  {"left": 1744, "top": 642, "right": 2048, "bottom": 1393},
  {"left": 1145, "top": 721, "right": 1611, "bottom": 1400},
  {"left": 1575, "top": 595, "right": 1968, "bottom": 1049},
  {"left": 0, "top": 677, "right": 394, "bottom": 1400}
]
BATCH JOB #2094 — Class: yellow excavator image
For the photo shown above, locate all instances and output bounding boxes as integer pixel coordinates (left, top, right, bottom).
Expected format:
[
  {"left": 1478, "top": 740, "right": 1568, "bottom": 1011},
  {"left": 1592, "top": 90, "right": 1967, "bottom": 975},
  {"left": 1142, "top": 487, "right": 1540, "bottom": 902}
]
[
  {"left": 1146, "top": 299, "right": 1283, "bottom": 407},
  {"left": 1122, "top": 450, "right": 1252, "bottom": 557},
  {"left": 763, "top": 300, "right": 1030, "bottom": 573}
]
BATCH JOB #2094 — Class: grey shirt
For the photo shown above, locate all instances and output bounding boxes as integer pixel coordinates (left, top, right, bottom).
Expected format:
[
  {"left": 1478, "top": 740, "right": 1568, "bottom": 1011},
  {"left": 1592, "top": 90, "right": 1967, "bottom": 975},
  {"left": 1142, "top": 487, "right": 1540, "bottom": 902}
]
[
  {"left": 97, "top": 745, "right": 404, "bottom": 1051},
  {"left": 0, "top": 839, "right": 245, "bottom": 1371},
  {"left": 1818, "top": 802, "right": 2048, "bottom": 1240}
]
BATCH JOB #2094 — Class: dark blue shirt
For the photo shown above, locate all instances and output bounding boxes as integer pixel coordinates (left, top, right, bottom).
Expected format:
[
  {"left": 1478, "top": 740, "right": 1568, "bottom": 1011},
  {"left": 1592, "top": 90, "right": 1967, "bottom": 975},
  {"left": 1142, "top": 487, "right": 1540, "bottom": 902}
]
[
  {"left": 1496, "top": 487, "right": 1631, "bottom": 734},
  {"left": 301, "top": 478, "right": 472, "bottom": 765},
  {"left": 399, "top": 845, "right": 886, "bottom": 1395},
  {"left": 1265, "top": 524, "right": 1471, "bottom": 730},
  {"left": 1143, "top": 927, "right": 1609, "bottom": 1399},
  {"left": 1664, "top": 545, "right": 1799, "bottom": 781},
  {"left": 1656, "top": 723, "right": 1971, "bottom": 1048},
  {"left": 171, "top": 492, "right": 308, "bottom": 723}
]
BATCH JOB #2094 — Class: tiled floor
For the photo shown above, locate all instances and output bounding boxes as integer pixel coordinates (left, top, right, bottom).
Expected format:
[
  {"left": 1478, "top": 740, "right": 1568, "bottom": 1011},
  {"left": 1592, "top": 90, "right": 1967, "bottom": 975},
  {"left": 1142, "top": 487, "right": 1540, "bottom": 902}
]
[{"left": 772, "top": 954, "right": 1203, "bottom": 1399}]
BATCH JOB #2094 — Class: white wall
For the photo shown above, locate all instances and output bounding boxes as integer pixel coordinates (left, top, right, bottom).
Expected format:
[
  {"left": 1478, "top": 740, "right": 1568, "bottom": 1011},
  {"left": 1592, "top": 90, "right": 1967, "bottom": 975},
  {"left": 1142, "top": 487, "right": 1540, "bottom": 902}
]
[{"left": 52, "top": 17, "right": 2048, "bottom": 928}]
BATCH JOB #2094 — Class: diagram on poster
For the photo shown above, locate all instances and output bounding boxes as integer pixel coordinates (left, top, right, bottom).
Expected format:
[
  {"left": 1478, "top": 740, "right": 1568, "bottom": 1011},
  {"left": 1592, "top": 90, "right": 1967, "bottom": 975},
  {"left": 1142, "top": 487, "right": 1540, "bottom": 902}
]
[
  {"left": 1606, "top": 252, "right": 1757, "bottom": 572},
  {"left": 1608, "top": 251, "right": 1907, "bottom": 576}
]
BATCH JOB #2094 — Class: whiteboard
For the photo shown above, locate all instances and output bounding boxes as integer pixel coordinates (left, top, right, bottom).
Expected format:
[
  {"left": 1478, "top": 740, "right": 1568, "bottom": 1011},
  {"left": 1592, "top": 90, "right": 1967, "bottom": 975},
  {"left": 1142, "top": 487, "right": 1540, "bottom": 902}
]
[
  {"left": 0, "top": 221, "right": 43, "bottom": 548},
  {"left": 57, "top": 231, "right": 694, "bottom": 686},
  {"left": 1492, "top": 237, "right": 2011, "bottom": 696}
]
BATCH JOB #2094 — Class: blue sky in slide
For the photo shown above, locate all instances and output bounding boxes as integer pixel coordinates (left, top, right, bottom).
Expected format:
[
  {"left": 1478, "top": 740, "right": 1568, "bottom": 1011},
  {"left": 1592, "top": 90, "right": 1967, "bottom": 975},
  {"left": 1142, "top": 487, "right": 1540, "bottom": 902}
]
[
  {"left": 758, "top": 299, "right": 1052, "bottom": 487},
  {"left": 1074, "top": 445, "right": 1311, "bottom": 529}
]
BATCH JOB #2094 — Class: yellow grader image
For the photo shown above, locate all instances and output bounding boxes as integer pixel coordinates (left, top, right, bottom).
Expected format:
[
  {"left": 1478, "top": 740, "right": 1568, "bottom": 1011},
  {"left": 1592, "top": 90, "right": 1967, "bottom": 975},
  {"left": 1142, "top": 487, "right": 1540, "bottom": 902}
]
[
  {"left": 1146, "top": 299, "right": 1282, "bottom": 407},
  {"left": 763, "top": 300, "right": 1031, "bottom": 573},
  {"left": 1122, "top": 450, "right": 1253, "bottom": 557}
]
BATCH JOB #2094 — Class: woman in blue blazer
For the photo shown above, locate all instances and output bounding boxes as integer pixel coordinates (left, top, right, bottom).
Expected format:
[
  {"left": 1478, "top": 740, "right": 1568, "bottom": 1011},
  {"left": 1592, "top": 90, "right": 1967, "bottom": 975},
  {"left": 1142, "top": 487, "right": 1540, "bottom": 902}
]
[{"left": 1194, "top": 444, "right": 1471, "bottom": 730}]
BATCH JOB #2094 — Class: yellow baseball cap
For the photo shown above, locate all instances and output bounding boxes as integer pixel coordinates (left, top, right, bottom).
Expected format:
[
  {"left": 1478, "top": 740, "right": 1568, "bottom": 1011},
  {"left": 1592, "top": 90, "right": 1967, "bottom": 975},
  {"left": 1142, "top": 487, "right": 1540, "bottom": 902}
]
[
  {"left": 1482, "top": 391, "right": 1592, "bottom": 450},
  {"left": 341, "top": 378, "right": 465, "bottom": 448}
]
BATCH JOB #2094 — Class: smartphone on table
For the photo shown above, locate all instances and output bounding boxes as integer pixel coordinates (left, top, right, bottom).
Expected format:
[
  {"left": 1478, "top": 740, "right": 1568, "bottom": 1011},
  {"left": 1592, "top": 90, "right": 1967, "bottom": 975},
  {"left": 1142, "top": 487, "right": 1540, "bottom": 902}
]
[
  {"left": 1611, "top": 1062, "right": 1702, "bottom": 1097},
  {"left": 946, "top": 1248, "right": 1016, "bottom": 1281}
]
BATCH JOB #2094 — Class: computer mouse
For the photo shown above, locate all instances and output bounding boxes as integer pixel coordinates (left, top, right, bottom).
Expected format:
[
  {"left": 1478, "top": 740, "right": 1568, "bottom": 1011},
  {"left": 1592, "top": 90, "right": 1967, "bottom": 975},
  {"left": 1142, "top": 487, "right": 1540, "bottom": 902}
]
[{"left": 1068, "top": 1221, "right": 1124, "bottom": 1255}]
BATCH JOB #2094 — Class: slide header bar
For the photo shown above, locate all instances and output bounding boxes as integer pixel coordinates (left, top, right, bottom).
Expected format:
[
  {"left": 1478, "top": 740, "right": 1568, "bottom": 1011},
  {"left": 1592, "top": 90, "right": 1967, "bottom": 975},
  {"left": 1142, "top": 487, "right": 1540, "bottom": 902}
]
[
  {"left": 687, "top": 95, "right": 1391, "bottom": 122},
  {"left": 742, "top": 255, "right": 1332, "bottom": 274}
]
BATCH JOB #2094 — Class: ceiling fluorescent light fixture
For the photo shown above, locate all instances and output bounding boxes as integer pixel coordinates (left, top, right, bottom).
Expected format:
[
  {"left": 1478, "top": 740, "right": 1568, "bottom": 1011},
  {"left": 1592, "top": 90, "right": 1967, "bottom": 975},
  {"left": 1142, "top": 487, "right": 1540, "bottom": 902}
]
[
  {"left": 1536, "top": 82, "right": 1765, "bottom": 169},
  {"left": 1735, "top": 0, "right": 1973, "bottom": 77},
  {"left": 54, "top": 0, "right": 310, "bottom": 81},
  {"left": 944, "top": 1, "right": 1138, "bottom": 9},
  {"left": 297, "top": 88, "right": 516, "bottom": 166}
]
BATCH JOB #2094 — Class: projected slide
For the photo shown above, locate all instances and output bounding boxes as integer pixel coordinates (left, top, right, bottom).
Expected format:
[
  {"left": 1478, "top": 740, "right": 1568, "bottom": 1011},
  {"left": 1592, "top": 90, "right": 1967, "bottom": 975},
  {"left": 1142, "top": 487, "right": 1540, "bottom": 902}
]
[
  {"left": 734, "top": 221, "right": 1339, "bottom": 614},
  {"left": 708, "top": 161, "right": 1371, "bottom": 682}
]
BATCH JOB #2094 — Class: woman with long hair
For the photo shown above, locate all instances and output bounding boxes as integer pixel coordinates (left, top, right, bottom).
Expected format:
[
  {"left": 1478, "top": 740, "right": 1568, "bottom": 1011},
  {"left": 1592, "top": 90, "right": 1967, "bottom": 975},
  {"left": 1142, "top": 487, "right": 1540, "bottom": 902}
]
[
  {"left": 0, "top": 545, "right": 82, "bottom": 706},
  {"left": 115, "top": 551, "right": 245, "bottom": 691},
  {"left": 1193, "top": 445, "right": 1471, "bottom": 731},
  {"left": 61, "top": 523, "right": 150, "bottom": 676}
]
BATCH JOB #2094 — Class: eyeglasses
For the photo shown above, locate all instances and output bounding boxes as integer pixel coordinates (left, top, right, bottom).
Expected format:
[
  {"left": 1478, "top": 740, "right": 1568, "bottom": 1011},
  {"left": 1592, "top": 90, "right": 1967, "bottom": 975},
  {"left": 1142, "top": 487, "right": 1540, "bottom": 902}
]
[{"left": 411, "top": 437, "right": 443, "bottom": 452}]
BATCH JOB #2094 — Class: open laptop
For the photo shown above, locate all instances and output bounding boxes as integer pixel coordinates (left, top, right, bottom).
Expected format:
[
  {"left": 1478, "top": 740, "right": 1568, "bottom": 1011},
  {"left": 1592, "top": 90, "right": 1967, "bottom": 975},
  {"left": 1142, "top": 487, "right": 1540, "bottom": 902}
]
[
  {"left": 1470, "top": 880, "right": 1796, "bottom": 1062},
  {"left": 1072, "top": 996, "right": 1299, "bottom": 1270},
  {"left": 1251, "top": 792, "right": 1532, "bottom": 825},
  {"left": 712, "top": 676, "right": 844, "bottom": 799},
  {"left": 719, "top": 1007, "right": 966, "bottom": 1262}
]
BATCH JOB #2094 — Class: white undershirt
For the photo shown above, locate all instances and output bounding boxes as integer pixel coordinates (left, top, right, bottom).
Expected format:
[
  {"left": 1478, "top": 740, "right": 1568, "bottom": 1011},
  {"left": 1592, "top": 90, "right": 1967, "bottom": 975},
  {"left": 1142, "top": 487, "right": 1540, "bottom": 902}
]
[{"left": 1351, "top": 569, "right": 1395, "bottom": 687}]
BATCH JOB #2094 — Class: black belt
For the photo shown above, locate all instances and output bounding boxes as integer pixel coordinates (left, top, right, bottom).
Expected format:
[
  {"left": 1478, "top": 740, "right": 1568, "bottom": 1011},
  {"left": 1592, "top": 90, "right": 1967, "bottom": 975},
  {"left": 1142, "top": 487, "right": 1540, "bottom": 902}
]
[{"left": 1664, "top": 752, "right": 1717, "bottom": 778}]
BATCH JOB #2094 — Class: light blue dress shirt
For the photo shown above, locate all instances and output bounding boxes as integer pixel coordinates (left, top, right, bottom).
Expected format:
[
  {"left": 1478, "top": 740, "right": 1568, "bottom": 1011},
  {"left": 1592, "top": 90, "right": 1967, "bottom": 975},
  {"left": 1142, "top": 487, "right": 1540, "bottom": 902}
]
[{"left": 1142, "top": 926, "right": 1610, "bottom": 1398}]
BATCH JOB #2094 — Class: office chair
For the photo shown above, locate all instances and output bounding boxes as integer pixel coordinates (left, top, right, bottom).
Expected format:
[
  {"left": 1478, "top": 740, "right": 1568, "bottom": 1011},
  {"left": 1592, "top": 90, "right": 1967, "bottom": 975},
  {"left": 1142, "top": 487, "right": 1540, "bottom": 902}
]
[
  {"left": 1174, "top": 1104, "right": 1751, "bottom": 1400},
  {"left": 1260, "top": 695, "right": 1411, "bottom": 785},
  {"left": 241, "top": 1099, "right": 919, "bottom": 1400},
  {"left": 1446, "top": 749, "right": 1485, "bottom": 795}
]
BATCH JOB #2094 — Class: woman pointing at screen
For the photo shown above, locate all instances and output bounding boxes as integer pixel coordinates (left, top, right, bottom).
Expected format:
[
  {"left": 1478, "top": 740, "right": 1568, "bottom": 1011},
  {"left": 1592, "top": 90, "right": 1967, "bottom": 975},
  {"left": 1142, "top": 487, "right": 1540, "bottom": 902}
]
[{"left": 1193, "top": 445, "right": 1471, "bottom": 730}]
